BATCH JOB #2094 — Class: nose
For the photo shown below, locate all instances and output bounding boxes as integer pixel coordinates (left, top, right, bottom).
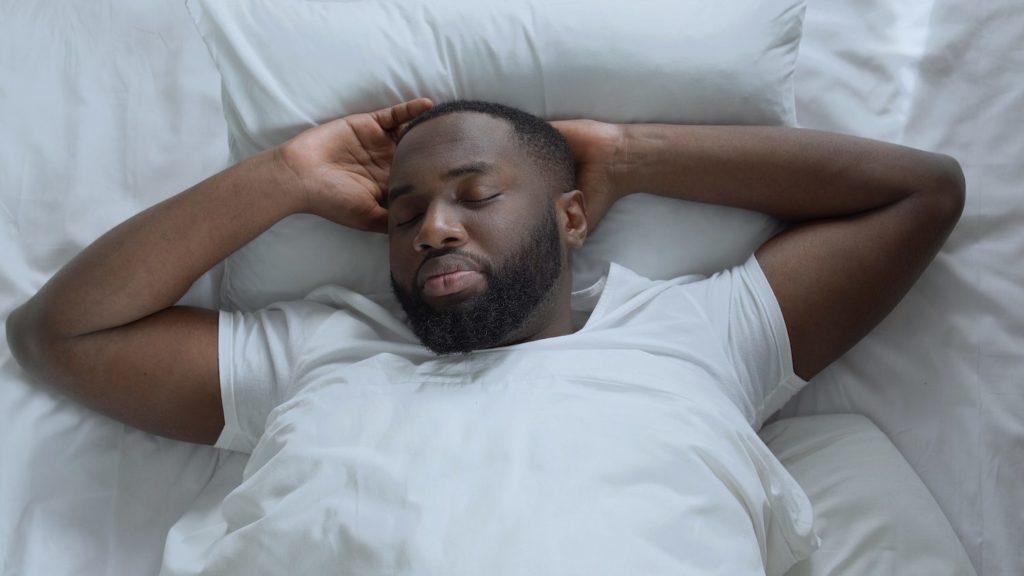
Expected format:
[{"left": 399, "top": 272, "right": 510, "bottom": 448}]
[{"left": 413, "top": 201, "right": 467, "bottom": 252}]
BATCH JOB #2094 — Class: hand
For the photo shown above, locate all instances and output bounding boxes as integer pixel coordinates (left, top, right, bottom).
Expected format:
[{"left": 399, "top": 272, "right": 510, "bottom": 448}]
[
  {"left": 551, "top": 119, "right": 628, "bottom": 230},
  {"left": 278, "top": 98, "right": 434, "bottom": 233}
]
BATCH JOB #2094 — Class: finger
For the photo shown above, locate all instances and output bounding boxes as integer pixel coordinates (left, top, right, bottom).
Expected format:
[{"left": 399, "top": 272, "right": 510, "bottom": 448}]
[{"left": 372, "top": 98, "right": 434, "bottom": 130}]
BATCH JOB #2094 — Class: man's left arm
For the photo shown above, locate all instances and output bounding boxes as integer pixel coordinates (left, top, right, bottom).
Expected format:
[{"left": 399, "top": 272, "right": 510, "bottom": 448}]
[{"left": 558, "top": 122, "right": 965, "bottom": 381}]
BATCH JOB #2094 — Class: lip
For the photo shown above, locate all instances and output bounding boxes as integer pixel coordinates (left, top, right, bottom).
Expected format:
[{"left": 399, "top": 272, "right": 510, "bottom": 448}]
[
  {"left": 421, "top": 270, "right": 484, "bottom": 298},
  {"left": 416, "top": 254, "right": 485, "bottom": 298}
]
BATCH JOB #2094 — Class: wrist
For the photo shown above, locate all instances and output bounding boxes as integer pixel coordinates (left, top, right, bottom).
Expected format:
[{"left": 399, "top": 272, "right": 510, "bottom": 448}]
[
  {"left": 610, "top": 124, "right": 644, "bottom": 198},
  {"left": 615, "top": 123, "right": 693, "bottom": 197},
  {"left": 605, "top": 123, "right": 635, "bottom": 201},
  {"left": 269, "top": 144, "right": 317, "bottom": 214}
]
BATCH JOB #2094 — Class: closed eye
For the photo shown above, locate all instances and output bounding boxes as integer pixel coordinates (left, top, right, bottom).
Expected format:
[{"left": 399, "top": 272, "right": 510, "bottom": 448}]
[
  {"left": 395, "top": 213, "right": 423, "bottom": 228},
  {"left": 393, "top": 193, "right": 501, "bottom": 228},
  {"left": 462, "top": 193, "right": 502, "bottom": 204}
]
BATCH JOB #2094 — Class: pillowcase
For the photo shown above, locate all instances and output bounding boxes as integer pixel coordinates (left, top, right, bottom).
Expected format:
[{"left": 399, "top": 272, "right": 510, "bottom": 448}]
[
  {"left": 761, "top": 414, "right": 977, "bottom": 576},
  {"left": 187, "top": 0, "right": 804, "bottom": 309}
]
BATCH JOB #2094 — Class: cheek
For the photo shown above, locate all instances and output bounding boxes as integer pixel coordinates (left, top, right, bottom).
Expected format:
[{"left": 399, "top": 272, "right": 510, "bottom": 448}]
[
  {"left": 388, "top": 238, "right": 415, "bottom": 284},
  {"left": 461, "top": 223, "right": 511, "bottom": 270},
  {"left": 465, "top": 205, "right": 525, "bottom": 245}
]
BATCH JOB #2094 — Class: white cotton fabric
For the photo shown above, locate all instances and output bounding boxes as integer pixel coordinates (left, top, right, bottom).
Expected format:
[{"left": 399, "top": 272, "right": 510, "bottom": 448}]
[
  {"left": 760, "top": 415, "right": 977, "bottom": 576},
  {"left": 160, "top": 255, "right": 818, "bottom": 576},
  {"left": 777, "top": 0, "right": 1024, "bottom": 573}
]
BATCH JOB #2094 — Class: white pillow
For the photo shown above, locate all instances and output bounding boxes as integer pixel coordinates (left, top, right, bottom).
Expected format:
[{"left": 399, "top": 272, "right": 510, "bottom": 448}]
[
  {"left": 187, "top": 0, "right": 804, "bottom": 309},
  {"left": 761, "top": 415, "right": 977, "bottom": 576}
]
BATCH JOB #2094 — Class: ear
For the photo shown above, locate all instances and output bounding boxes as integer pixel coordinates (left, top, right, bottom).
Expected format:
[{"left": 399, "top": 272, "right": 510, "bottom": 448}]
[{"left": 556, "top": 189, "right": 588, "bottom": 250}]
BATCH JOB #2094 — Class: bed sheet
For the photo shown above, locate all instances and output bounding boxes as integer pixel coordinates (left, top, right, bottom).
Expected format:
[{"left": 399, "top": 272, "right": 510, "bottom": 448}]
[
  {"left": 777, "top": 0, "right": 1024, "bottom": 574},
  {"left": 0, "top": 2, "right": 227, "bottom": 574},
  {"left": 0, "top": 0, "right": 1020, "bottom": 575}
]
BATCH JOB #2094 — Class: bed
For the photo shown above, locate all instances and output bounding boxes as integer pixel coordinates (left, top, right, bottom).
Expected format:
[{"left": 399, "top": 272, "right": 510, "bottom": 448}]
[{"left": 0, "top": 0, "right": 1020, "bottom": 574}]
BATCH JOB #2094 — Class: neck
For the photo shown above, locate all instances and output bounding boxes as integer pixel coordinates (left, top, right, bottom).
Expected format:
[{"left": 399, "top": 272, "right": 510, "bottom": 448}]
[{"left": 510, "top": 270, "right": 576, "bottom": 345}]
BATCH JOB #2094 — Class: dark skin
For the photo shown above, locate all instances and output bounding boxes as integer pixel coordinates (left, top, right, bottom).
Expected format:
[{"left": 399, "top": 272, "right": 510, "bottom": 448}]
[
  {"left": 6, "top": 97, "right": 965, "bottom": 446},
  {"left": 387, "top": 113, "right": 587, "bottom": 345},
  {"left": 554, "top": 119, "right": 964, "bottom": 378}
]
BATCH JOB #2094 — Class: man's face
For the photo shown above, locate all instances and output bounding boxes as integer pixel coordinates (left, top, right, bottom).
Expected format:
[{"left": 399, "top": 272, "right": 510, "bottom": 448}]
[{"left": 387, "top": 113, "right": 566, "bottom": 354}]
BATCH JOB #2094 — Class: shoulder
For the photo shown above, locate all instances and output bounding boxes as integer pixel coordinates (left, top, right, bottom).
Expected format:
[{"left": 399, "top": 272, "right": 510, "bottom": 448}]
[
  {"left": 586, "top": 255, "right": 776, "bottom": 322},
  {"left": 221, "top": 284, "right": 409, "bottom": 340},
  {"left": 603, "top": 261, "right": 709, "bottom": 303},
  {"left": 573, "top": 261, "right": 708, "bottom": 326}
]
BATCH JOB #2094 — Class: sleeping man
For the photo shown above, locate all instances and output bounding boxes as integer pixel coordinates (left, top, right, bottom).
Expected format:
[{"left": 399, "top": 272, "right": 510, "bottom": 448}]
[{"left": 7, "top": 98, "right": 964, "bottom": 574}]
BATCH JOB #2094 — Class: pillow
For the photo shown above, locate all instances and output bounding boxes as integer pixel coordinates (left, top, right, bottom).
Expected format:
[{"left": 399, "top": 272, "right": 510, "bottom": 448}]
[
  {"left": 187, "top": 0, "right": 804, "bottom": 309},
  {"left": 761, "top": 414, "right": 977, "bottom": 576}
]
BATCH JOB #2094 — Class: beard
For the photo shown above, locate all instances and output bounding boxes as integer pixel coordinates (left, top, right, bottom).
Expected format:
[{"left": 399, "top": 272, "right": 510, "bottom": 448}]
[{"left": 391, "top": 206, "right": 563, "bottom": 355}]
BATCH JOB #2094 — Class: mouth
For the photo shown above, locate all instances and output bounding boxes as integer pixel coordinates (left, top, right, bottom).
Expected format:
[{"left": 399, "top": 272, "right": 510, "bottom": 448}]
[
  {"left": 422, "top": 270, "right": 484, "bottom": 298},
  {"left": 416, "top": 253, "right": 486, "bottom": 299}
]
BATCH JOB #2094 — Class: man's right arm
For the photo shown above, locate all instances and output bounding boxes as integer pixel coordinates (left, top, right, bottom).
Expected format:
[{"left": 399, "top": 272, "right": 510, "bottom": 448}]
[
  {"left": 6, "top": 150, "right": 305, "bottom": 445},
  {"left": 6, "top": 98, "right": 433, "bottom": 445}
]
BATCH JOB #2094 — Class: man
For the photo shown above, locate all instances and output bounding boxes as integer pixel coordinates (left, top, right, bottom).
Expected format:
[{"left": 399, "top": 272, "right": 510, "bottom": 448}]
[{"left": 7, "top": 98, "right": 964, "bottom": 573}]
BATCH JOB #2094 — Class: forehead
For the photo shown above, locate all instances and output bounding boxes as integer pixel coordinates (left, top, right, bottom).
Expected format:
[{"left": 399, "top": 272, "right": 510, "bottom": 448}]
[{"left": 391, "top": 113, "right": 522, "bottom": 185}]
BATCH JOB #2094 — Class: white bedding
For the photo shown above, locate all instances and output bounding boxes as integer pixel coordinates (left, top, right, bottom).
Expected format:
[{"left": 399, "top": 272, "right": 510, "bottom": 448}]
[
  {"left": 1, "top": 0, "right": 1021, "bottom": 575},
  {"left": 777, "top": 1, "right": 1024, "bottom": 573},
  {"left": 761, "top": 414, "right": 976, "bottom": 575}
]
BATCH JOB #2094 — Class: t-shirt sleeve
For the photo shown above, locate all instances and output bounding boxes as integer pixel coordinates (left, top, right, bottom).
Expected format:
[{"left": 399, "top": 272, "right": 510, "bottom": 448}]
[
  {"left": 215, "top": 301, "right": 333, "bottom": 453},
  {"left": 680, "top": 253, "right": 810, "bottom": 428}
]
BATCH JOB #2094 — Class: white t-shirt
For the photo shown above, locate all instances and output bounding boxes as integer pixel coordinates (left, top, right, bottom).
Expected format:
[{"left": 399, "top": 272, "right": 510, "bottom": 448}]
[{"left": 164, "top": 255, "right": 818, "bottom": 576}]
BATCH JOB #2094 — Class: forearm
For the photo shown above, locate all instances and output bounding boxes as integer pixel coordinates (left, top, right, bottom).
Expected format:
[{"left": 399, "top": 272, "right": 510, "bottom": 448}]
[
  {"left": 614, "top": 125, "right": 963, "bottom": 221},
  {"left": 13, "top": 149, "right": 306, "bottom": 339}
]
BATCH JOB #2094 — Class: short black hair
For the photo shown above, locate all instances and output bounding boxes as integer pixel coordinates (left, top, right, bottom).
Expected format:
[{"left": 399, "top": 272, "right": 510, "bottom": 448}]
[{"left": 400, "top": 99, "right": 576, "bottom": 194}]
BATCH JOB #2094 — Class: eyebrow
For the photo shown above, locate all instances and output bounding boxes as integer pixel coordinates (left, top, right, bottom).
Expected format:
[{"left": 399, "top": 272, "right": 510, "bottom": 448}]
[
  {"left": 387, "top": 161, "right": 496, "bottom": 206},
  {"left": 443, "top": 161, "right": 494, "bottom": 180}
]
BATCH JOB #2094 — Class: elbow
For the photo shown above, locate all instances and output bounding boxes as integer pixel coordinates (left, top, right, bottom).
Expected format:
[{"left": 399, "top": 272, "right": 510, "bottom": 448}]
[
  {"left": 905, "top": 152, "right": 965, "bottom": 232},
  {"left": 928, "top": 153, "right": 966, "bottom": 224},
  {"left": 6, "top": 302, "right": 59, "bottom": 380},
  {"left": 7, "top": 304, "right": 38, "bottom": 375}
]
